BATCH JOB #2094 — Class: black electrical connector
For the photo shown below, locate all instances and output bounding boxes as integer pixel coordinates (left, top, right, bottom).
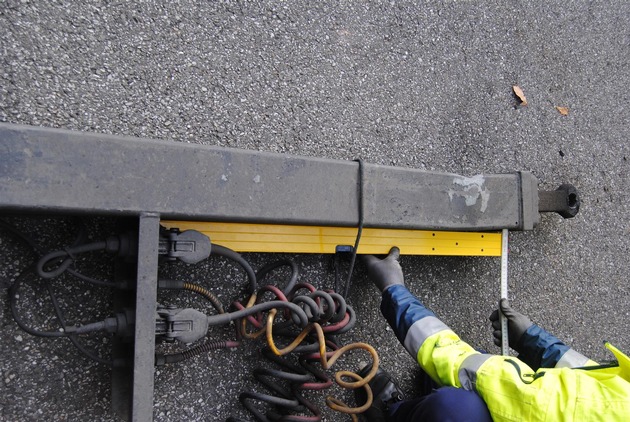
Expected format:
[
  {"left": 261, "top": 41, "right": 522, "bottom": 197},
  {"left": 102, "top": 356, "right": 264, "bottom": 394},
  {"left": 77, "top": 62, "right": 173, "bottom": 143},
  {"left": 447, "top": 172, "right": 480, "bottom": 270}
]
[
  {"left": 158, "top": 228, "right": 259, "bottom": 293},
  {"left": 155, "top": 307, "right": 209, "bottom": 344},
  {"left": 63, "top": 305, "right": 213, "bottom": 345},
  {"left": 104, "top": 232, "right": 138, "bottom": 258},
  {"left": 158, "top": 228, "right": 212, "bottom": 264}
]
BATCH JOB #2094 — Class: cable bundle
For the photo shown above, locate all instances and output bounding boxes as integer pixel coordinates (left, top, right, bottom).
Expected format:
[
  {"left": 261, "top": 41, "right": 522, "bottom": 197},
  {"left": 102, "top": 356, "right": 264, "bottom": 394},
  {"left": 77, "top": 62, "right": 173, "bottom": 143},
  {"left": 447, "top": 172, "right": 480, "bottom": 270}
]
[
  {"left": 230, "top": 282, "right": 379, "bottom": 421},
  {"left": 1, "top": 219, "right": 378, "bottom": 420}
]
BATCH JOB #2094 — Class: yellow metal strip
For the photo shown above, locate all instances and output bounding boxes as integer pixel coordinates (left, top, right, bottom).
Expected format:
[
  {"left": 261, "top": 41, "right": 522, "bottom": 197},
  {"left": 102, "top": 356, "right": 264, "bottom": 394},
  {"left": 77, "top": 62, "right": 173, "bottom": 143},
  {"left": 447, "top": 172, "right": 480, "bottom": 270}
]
[{"left": 160, "top": 221, "right": 501, "bottom": 256}]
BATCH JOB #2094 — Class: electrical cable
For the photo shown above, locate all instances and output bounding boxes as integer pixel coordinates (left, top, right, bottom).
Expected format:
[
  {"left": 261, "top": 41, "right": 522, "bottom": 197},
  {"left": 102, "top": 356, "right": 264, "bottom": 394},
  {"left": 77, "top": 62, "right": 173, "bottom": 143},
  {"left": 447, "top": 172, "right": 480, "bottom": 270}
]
[
  {"left": 207, "top": 300, "right": 310, "bottom": 328},
  {"left": 1, "top": 219, "right": 117, "bottom": 364},
  {"left": 36, "top": 241, "right": 108, "bottom": 279},
  {"left": 25, "top": 222, "right": 122, "bottom": 287},
  {"left": 183, "top": 282, "right": 225, "bottom": 314},
  {"left": 211, "top": 244, "right": 258, "bottom": 294},
  {"left": 66, "top": 268, "right": 117, "bottom": 288},
  {"left": 46, "top": 281, "right": 113, "bottom": 366},
  {"left": 155, "top": 246, "right": 272, "bottom": 366},
  {"left": 343, "top": 158, "right": 365, "bottom": 299},
  {"left": 155, "top": 281, "right": 232, "bottom": 365},
  {"left": 255, "top": 259, "right": 299, "bottom": 296},
  {"left": 44, "top": 223, "right": 117, "bottom": 364},
  {"left": 8, "top": 269, "right": 67, "bottom": 338},
  {"left": 156, "top": 282, "right": 339, "bottom": 369},
  {"left": 60, "top": 223, "right": 117, "bottom": 287},
  {"left": 8, "top": 268, "right": 117, "bottom": 347},
  {"left": 231, "top": 277, "right": 378, "bottom": 421},
  {"left": 4, "top": 218, "right": 378, "bottom": 417},
  {"left": 238, "top": 350, "right": 323, "bottom": 422}
]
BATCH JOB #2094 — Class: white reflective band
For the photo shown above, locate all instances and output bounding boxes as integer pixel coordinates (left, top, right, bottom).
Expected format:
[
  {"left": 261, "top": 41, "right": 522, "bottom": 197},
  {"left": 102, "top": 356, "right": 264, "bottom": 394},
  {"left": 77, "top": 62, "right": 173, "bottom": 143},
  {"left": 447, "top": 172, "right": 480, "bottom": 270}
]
[
  {"left": 458, "top": 354, "right": 492, "bottom": 391},
  {"left": 556, "top": 348, "right": 590, "bottom": 368},
  {"left": 403, "top": 316, "right": 450, "bottom": 357}
]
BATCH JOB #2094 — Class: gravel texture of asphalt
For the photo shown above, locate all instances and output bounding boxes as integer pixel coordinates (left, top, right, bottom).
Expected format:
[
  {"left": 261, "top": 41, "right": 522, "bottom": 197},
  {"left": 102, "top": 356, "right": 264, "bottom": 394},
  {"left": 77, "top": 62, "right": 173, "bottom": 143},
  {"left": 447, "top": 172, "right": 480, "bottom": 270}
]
[{"left": 1, "top": 1, "right": 629, "bottom": 421}]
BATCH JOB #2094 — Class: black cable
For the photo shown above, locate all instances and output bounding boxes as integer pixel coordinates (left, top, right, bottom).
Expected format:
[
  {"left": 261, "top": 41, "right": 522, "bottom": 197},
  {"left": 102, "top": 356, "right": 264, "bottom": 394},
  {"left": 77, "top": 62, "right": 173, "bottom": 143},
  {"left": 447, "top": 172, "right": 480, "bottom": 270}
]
[
  {"left": 326, "top": 292, "right": 347, "bottom": 324},
  {"left": 306, "top": 291, "right": 336, "bottom": 322},
  {"left": 329, "top": 305, "right": 356, "bottom": 335},
  {"left": 62, "top": 223, "right": 120, "bottom": 287},
  {"left": 343, "top": 159, "right": 365, "bottom": 298},
  {"left": 27, "top": 227, "right": 117, "bottom": 286},
  {"left": 36, "top": 241, "right": 108, "bottom": 279},
  {"left": 255, "top": 259, "right": 299, "bottom": 296},
  {"left": 46, "top": 281, "right": 113, "bottom": 366},
  {"left": 1, "top": 219, "right": 115, "bottom": 364},
  {"left": 208, "top": 300, "right": 309, "bottom": 328},
  {"left": 11, "top": 269, "right": 113, "bottom": 364},
  {"left": 289, "top": 295, "right": 320, "bottom": 325},
  {"left": 333, "top": 252, "right": 341, "bottom": 293},
  {"left": 211, "top": 244, "right": 258, "bottom": 294},
  {"left": 8, "top": 269, "right": 66, "bottom": 338},
  {"left": 66, "top": 268, "right": 117, "bottom": 288},
  {"left": 1, "top": 221, "right": 70, "bottom": 338},
  {"left": 8, "top": 268, "right": 116, "bottom": 342}
]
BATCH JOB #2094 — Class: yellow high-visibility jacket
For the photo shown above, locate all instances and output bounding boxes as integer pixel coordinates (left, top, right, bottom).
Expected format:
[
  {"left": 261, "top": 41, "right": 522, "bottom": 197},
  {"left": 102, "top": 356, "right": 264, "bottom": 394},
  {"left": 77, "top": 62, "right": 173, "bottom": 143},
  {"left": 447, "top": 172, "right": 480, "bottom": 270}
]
[{"left": 382, "top": 285, "right": 630, "bottom": 421}]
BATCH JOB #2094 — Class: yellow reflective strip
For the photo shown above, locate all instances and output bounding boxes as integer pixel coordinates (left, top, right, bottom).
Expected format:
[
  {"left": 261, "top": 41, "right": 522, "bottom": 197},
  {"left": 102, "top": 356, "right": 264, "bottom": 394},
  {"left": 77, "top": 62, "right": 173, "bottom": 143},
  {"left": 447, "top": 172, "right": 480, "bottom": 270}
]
[{"left": 160, "top": 221, "right": 501, "bottom": 256}]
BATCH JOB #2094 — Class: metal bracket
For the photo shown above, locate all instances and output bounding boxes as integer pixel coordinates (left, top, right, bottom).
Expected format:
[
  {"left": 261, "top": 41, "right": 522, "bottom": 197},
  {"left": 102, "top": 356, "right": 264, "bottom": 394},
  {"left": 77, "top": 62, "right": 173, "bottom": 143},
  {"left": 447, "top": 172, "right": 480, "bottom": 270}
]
[
  {"left": 538, "top": 184, "right": 581, "bottom": 218},
  {"left": 131, "top": 212, "right": 160, "bottom": 422}
]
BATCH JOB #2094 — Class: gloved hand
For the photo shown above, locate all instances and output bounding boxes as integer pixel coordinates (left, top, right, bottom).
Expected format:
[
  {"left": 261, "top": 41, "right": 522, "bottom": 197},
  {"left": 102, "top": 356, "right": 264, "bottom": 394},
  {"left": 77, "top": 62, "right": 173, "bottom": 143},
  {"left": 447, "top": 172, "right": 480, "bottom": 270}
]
[
  {"left": 489, "top": 298, "right": 533, "bottom": 349},
  {"left": 363, "top": 247, "right": 404, "bottom": 292}
]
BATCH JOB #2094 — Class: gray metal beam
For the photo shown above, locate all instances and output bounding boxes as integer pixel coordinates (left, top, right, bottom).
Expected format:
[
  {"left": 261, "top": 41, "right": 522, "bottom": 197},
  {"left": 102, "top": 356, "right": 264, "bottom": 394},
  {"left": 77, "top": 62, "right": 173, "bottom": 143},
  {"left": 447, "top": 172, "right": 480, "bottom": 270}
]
[
  {"left": 132, "top": 213, "right": 160, "bottom": 422},
  {"left": 0, "top": 123, "right": 541, "bottom": 231},
  {"left": 111, "top": 259, "right": 134, "bottom": 421}
]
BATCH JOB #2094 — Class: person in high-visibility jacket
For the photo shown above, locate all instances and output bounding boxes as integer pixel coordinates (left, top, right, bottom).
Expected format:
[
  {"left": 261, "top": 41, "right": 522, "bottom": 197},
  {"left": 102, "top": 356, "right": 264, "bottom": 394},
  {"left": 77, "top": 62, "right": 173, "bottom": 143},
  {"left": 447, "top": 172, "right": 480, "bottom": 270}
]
[{"left": 360, "top": 247, "right": 630, "bottom": 421}]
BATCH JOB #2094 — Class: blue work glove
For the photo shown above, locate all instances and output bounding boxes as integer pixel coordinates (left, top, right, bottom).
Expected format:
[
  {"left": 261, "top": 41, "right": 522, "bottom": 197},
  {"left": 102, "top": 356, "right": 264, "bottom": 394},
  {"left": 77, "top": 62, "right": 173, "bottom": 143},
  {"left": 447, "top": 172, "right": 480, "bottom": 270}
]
[
  {"left": 363, "top": 247, "right": 404, "bottom": 292},
  {"left": 489, "top": 299, "right": 533, "bottom": 349}
]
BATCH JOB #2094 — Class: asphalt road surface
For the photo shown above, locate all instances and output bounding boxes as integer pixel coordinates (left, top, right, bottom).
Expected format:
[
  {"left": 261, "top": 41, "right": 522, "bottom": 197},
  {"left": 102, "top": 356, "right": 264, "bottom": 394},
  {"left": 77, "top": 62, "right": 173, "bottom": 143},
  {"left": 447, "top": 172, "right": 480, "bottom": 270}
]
[{"left": 1, "top": 1, "right": 629, "bottom": 421}]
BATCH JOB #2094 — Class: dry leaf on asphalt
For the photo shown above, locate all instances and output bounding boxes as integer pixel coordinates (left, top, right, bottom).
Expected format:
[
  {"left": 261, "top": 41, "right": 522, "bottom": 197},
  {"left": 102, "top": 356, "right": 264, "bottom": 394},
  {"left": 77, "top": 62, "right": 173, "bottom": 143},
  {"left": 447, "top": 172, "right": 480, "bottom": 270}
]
[
  {"left": 512, "top": 85, "right": 528, "bottom": 106},
  {"left": 555, "top": 106, "right": 569, "bottom": 116}
]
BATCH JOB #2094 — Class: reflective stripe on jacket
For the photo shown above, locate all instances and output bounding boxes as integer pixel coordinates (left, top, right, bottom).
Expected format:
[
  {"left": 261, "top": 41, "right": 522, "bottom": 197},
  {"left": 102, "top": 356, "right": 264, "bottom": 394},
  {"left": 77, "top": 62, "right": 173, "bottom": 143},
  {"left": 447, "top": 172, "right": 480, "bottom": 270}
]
[{"left": 381, "top": 285, "right": 630, "bottom": 421}]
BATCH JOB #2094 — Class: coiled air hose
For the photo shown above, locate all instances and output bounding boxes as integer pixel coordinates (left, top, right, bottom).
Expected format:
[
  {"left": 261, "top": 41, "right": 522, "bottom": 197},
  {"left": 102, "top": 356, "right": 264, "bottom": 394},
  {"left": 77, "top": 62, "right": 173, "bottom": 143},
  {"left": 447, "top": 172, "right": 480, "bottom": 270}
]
[{"left": 230, "top": 280, "right": 378, "bottom": 421}]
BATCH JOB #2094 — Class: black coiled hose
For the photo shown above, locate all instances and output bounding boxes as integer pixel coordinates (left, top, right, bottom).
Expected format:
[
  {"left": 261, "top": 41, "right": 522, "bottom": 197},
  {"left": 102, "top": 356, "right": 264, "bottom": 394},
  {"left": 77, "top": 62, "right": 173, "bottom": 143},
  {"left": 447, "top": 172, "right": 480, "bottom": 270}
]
[
  {"left": 227, "top": 348, "right": 323, "bottom": 422},
  {"left": 231, "top": 280, "right": 368, "bottom": 421}
]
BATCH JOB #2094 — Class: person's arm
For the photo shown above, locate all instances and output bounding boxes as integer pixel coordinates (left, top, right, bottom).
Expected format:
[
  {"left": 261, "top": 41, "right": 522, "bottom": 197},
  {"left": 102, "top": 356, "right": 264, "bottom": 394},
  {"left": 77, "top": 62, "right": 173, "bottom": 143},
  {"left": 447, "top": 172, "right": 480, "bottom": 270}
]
[
  {"left": 515, "top": 324, "right": 596, "bottom": 369},
  {"left": 364, "top": 249, "right": 630, "bottom": 421},
  {"left": 490, "top": 299, "right": 596, "bottom": 370},
  {"left": 380, "top": 284, "right": 484, "bottom": 387}
]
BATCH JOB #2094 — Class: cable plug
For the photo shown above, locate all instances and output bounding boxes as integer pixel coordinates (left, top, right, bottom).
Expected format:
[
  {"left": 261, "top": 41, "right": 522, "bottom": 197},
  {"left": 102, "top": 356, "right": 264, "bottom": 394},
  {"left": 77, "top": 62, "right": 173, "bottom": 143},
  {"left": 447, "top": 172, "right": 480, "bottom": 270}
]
[
  {"left": 155, "top": 307, "right": 209, "bottom": 344},
  {"left": 158, "top": 228, "right": 211, "bottom": 264},
  {"left": 104, "top": 233, "right": 138, "bottom": 258}
]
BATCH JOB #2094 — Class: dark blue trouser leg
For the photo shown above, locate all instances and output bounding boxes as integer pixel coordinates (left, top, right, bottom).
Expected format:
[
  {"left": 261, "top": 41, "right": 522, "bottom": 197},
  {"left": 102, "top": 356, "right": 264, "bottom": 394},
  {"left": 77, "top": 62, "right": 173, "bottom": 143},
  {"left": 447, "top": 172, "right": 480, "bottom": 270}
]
[
  {"left": 386, "top": 387, "right": 492, "bottom": 422},
  {"left": 413, "top": 367, "right": 440, "bottom": 397}
]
